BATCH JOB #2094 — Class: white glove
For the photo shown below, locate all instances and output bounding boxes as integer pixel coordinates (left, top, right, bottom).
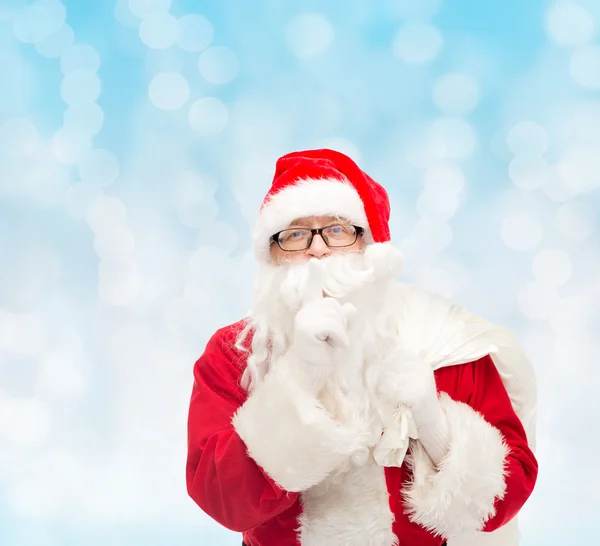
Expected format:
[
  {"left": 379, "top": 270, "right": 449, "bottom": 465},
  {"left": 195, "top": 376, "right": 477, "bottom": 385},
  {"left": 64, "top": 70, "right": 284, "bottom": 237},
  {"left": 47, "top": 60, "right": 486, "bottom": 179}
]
[
  {"left": 377, "top": 347, "right": 449, "bottom": 465},
  {"left": 289, "top": 259, "right": 356, "bottom": 393},
  {"left": 291, "top": 296, "right": 355, "bottom": 393}
]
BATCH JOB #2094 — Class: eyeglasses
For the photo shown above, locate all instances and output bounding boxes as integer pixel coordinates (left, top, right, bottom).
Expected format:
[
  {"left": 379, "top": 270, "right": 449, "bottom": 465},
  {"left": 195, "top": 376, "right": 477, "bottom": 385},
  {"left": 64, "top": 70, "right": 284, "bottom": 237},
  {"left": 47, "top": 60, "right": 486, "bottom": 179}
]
[{"left": 270, "top": 224, "right": 364, "bottom": 252}]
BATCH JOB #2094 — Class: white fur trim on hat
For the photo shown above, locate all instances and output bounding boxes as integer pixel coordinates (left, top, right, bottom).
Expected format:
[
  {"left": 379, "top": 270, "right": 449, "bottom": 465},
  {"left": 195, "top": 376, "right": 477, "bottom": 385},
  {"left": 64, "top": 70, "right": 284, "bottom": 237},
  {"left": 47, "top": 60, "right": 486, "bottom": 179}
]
[{"left": 253, "top": 178, "right": 370, "bottom": 261}]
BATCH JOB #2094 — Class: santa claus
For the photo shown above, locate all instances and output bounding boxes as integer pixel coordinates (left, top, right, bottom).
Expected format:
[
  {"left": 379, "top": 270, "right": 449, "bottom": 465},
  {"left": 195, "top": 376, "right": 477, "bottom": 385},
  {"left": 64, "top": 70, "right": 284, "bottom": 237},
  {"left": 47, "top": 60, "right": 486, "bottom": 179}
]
[{"left": 186, "top": 149, "right": 538, "bottom": 546}]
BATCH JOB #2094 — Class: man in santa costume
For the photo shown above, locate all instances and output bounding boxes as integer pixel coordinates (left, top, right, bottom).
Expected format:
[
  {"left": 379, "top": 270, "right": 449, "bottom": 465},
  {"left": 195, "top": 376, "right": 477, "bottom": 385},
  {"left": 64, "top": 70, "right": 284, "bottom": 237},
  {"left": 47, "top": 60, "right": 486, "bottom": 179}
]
[{"left": 186, "top": 149, "right": 538, "bottom": 546}]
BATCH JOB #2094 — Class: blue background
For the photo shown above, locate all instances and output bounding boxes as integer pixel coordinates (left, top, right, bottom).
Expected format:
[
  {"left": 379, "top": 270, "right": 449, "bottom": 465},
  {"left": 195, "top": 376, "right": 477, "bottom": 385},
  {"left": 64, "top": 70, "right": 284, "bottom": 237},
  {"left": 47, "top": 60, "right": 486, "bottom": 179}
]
[{"left": 1, "top": 0, "right": 599, "bottom": 544}]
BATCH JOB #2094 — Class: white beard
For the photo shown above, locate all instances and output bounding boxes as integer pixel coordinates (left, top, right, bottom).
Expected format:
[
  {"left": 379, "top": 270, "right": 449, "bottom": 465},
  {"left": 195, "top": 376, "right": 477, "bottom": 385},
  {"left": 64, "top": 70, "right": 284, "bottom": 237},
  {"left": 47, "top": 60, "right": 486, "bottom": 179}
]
[{"left": 237, "top": 244, "right": 404, "bottom": 397}]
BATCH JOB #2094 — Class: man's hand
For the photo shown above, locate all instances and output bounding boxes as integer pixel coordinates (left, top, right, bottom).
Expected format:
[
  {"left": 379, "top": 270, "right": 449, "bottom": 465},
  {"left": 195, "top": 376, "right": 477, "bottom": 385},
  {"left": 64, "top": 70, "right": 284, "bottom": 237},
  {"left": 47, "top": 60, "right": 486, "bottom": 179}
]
[
  {"left": 288, "top": 259, "right": 356, "bottom": 392},
  {"left": 377, "top": 347, "right": 449, "bottom": 464},
  {"left": 377, "top": 348, "right": 440, "bottom": 427}
]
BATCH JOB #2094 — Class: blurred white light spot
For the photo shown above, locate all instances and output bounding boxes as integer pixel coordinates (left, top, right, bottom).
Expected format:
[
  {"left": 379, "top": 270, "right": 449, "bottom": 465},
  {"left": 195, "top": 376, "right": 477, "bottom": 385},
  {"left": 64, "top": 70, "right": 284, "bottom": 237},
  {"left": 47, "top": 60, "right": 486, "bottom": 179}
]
[
  {"left": 555, "top": 148, "right": 600, "bottom": 193},
  {"left": 139, "top": 12, "right": 179, "bottom": 50},
  {"left": 198, "top": 221, "right": 238, "bottom": 253},
  {"left": 556, "top": 201, "right": 596, "bottom": 241},
  {"left": 10, "top": 450, "right": 82, "bottom": 519},
  {"left": 388, "top": 0, "right": 443, "bottom": 19},
  {"left": 570, "top": 45, "right": 600, "bottom": 90},
  {"left": 393, "top": 23, "right": 443, "bottom": 64},
  {"left": 432, "top": 73, "right": 480, "bottom": 114},
  {"left": 177, "top": 197, "right": 218, "bottom": 229},
  {"left": 501, "top": 214, "right": 543, "bottom": 251},
  {"left": 417, "top": 189, "right": 460, "bottom": 218},
  {"left": 99, "top": 258, "right": 138, "bottom": 283},
  {"left": 411, "top": 218, "right": 453, "bottom": 253},
  {"left": 78, "top": 149, "right": 120, "bottom": 187},
  {"left": 114, "top": 0, "right": 139, "bottom": 28},
  {"left": 175, "top": 170, "right": 217, "bottom": 202},
  {"left": 319, "top": 138, "right": 361, "bottom": 163},
  {"left": 544, "top": 164, "right": 580, "bottom": 202},
  {"left": 148, "top": 71, "right": 189, "bottom": 110},
  {"left": 22, "top": 156, "right": 71, "bottom": 206},
  {"left": 198, "top": 46, "right": 239, "bottom": 84},
  {"left": 429, "top": 117, "right": 476, "bottom": 159},
  {"left": 64, "top": 182, "right": 103, "bottom": 220},
  {"left": 0, "top": 309, "right": 17, "bottom": 351},
  {"left": 63, "top": 102, "right": 104, "bottom": 136},
  {"left": 506, "top": 121, "right": 549, "bottom": 156},
  {"left": 545, "top": 3, "right": 595, "bottom": 47},
  {"left": 518, "top": 282, "right": 560, "bottom": 320},
  {"left": 177, "top": 13, "right": 213, "bottom": 52},
  {"left": 128, "top": 0, "right": 170, "bottom": 19},
  {"left": 34, "top": 23, "right": 73, "bottom": 58},
  {"left": 86, "top": 195, "right": 128, "bottom": 232},
  {"left": 285, "top": 12, "right": 334, "bottom": 59},
  {"left": 189, "top": 97, "right": 229, "bottom": 136},
  {"left": 0, "top": 397, "right": 50, "bottom": 447},
  {"left": 52, "top": 127, "right": 92, "bottom": 164},
  {"left": 60, "top": 43, "right": 101, "bottom": 74},
  {"left": 94, "top": 227, "right": 135, "bottom": 259},
  {"left": 60, "top": 69, "right": 101, "bottom": 105},
  {"left": 423, "top": 162, "right": 465, "bottom": 194},
  {"left": 98, "top": 261, "right": 141, "bottom": 306},
  {"left": 12, "top": 0, "right": 66, "bottom": 44},
  {"left": 548, "top": 296, "right": 593, "bottom": 334},
  {"left": 0, "top": 117, "right": 38, "bottom": 156},
  {"left": 532, "top": 249, "right": 573, "bottom": 288},
  {"left": 416, "top": 267, "right": 456, "bottom": 298},
  {"left": 565, "top": 99, "right": 600, "bottom": 147},
  {"left": 37, "top": 344, "right": 87, "bottom": 397},
  {"left": 509, "top": 156, "right": 551, "bottom": 190},
  {"left": 0, "top": 312, "right": 48, "bottom": 357}
]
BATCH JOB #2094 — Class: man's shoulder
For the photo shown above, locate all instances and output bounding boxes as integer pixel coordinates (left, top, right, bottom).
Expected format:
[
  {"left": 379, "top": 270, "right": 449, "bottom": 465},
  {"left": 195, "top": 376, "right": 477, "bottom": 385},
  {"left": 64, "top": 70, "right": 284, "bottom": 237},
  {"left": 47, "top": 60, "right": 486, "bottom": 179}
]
[{"left": 205, "top": 319, "right": 251, "bottom": 356}]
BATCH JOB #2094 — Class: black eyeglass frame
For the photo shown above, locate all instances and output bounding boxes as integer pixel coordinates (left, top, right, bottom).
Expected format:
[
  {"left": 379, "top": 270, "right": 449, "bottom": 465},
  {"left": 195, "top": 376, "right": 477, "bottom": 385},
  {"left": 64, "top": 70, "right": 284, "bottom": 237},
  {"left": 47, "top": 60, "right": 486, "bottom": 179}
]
[{"left": 269, "top": 225, "right": 365, "bottom": 252}]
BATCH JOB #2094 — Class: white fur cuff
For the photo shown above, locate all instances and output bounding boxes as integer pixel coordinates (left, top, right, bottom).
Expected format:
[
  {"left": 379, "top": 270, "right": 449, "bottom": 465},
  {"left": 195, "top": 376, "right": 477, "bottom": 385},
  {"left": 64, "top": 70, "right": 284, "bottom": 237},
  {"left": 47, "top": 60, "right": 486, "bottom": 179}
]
[
  {"left": 403, "top": 393, "right": 509, "bottom": 539},
  {"left": 232, "top": 354, "right": 371, "bottom": 492}
]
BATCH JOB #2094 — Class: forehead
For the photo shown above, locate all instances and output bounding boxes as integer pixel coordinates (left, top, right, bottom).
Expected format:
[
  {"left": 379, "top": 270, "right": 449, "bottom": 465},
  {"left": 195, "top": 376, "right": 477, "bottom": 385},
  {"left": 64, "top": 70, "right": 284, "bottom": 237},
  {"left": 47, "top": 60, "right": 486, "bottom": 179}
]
[{"left": 288, "top": 215, "right": 347, "bottom": 228}]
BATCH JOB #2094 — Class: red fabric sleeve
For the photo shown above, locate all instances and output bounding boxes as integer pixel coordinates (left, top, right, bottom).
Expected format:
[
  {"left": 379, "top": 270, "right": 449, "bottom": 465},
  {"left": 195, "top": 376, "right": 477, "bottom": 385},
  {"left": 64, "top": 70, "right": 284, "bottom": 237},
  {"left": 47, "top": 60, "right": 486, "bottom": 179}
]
[
  {"left": 186, "top": 327, "right": 299, "bottom": 532},
  {"left": 460, "top": 355, "right": 538, "bottom": 531}
]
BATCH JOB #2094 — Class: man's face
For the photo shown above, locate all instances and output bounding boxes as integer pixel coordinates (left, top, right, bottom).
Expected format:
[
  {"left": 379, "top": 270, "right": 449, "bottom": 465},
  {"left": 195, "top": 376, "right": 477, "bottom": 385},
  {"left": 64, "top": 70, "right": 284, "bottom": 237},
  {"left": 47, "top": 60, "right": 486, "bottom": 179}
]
[{"left": 269, "top": 215, "right": 366, "bottom": 264}]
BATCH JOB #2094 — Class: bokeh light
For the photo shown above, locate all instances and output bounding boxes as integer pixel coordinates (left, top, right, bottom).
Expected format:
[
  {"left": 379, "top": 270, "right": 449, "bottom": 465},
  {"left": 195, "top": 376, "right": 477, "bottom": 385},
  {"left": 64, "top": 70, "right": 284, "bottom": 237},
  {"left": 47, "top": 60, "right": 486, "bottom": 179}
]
[
  {"left": 198, "top": 46, "right": 239, "bottom": 84},
  {"left": 393, "top": 23, "right": 443, "bottom": 64},
  {"left": 188, "top": 97, "right": 229, "bottom": 135},
  {"left": 0, "top": 117, "right": 38, "bottom": 156},
  {"left": 128, "top": 0, "right": 170, "bottom": 19},
  {"left": 177, "top": 13, "right": 213, "bottom": 52},
  {"left": 285, "top": 13, "right": 334, "bottom": 59},
  {"left": 545, "top": 3, "right": 595, "bottom": 47},
  {"left": 570, "top": 45, "right": 600, "bottom": 89},
  {"left": 34, "top": 23, "right": 73, "bottom": 58},
  {"left": 60, "top": 43, "right": 101, "bottom": 74},
  {"left": 139, "top": 12, "right": 179, "bottom": 50},
  {"left": 148, "top": 71, "right": 189, "bottom": 110},
  {"left": 432, "top": 73, "right": 480, "bottom": 114},
  {"left": 1, "top": 2, "right": 598, "bottom": 545}
]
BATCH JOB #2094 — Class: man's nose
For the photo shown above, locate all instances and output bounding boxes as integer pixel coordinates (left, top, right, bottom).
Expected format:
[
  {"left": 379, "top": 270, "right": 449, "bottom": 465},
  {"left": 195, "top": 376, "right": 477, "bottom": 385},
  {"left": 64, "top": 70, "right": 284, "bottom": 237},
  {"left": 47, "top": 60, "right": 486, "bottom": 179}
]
[{"left": 306, "top": 234, "right": 331, "bottom": 258}]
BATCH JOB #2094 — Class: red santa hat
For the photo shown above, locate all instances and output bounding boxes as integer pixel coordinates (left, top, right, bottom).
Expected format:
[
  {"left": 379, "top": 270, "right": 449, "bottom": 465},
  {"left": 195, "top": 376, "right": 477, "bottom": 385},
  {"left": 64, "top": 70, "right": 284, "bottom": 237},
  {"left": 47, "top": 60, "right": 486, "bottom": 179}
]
[{"left": 253, "top": 148, "right": 392, "bottom": 261}]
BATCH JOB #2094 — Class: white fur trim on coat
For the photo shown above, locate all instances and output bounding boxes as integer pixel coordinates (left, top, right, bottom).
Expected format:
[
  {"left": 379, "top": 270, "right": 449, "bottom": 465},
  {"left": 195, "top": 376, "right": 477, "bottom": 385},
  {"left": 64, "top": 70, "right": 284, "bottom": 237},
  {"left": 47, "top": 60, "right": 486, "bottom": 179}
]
[
  {"left": 232, "top": 353, "right": 373, "bottom": 492},
  {"left": 299, "top": 460, "right": 398, "bottom": 546},
  {"left": 403, "top": 392, "right": 509, "bottom": 539},
  {"left": 253, "top": 178, "right": 370, "bottom": 262}
]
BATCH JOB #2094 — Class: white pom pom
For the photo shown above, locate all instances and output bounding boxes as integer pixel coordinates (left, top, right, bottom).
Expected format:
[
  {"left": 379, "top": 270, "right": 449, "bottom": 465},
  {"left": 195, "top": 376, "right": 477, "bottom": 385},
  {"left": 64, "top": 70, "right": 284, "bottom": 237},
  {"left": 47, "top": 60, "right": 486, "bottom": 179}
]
[{"left": 365, "top": 242, "right": 404, "bottom": 281}]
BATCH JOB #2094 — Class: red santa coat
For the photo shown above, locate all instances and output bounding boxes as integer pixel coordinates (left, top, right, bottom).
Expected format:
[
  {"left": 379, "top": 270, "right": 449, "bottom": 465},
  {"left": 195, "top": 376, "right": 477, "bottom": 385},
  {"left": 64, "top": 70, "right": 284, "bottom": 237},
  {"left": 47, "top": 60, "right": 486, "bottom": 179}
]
[{"left": 186, "top": 286, "right": 538, "bottom": 546}]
